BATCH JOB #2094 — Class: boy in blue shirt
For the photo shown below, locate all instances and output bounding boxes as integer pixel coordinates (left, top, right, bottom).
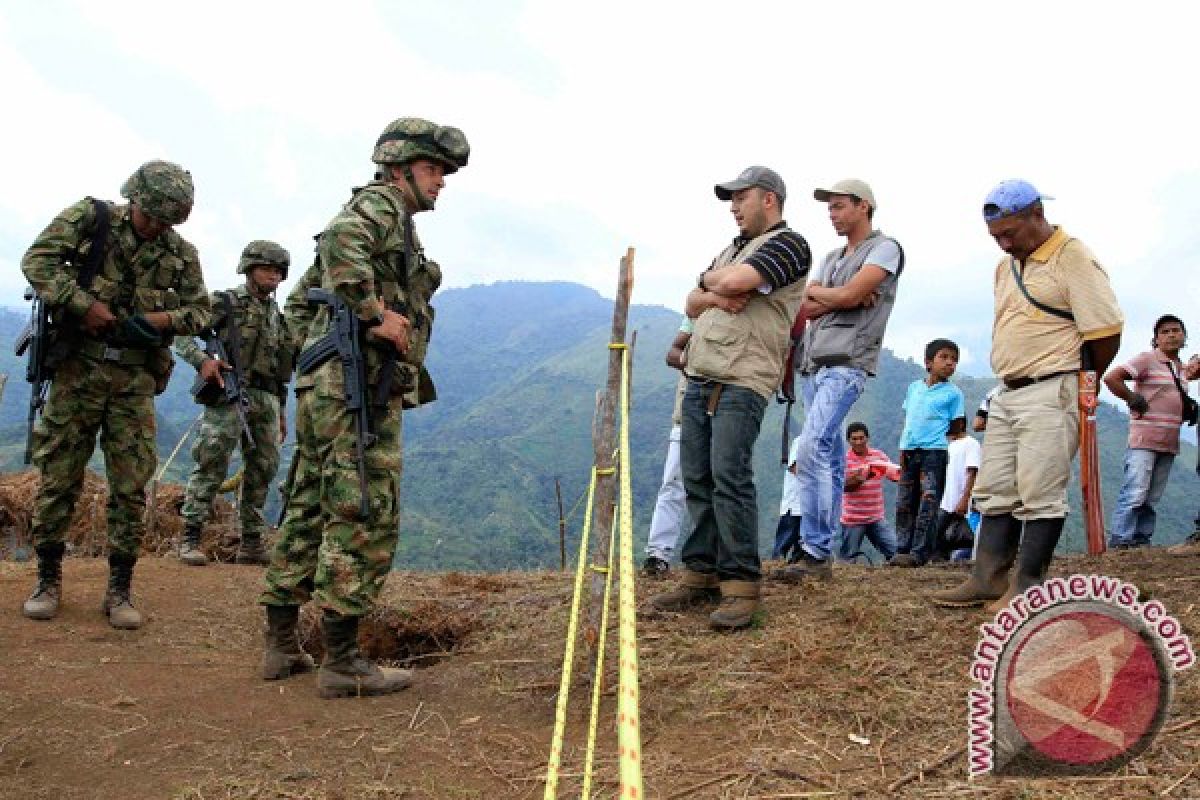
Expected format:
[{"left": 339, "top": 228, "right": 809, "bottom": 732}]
[{"left": 889, "top": 339, "right": 966, "bottom": 567}]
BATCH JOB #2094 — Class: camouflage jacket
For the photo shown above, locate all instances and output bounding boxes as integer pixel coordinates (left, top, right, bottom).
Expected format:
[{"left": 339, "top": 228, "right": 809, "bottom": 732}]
[
  {"left": 174, "top": 285, "right": 294, "bottom": 401},
  {"left": 21, "top": 198, "right": 210, "bottom": 337},
  {"left": 287, "top": 181, "right": 441, "bottom": 406}
]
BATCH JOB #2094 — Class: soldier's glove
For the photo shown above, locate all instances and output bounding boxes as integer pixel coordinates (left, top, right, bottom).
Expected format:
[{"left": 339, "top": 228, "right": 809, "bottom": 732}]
[
  {"left": 1127, "top": 393, "right": 1150, "bottom": 415},
  {"left": 117, "top": 314, "right": 164, "bottom": 349}
]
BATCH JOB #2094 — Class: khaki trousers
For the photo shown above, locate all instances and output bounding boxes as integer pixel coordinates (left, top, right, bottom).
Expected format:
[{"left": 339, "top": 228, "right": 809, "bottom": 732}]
[{"left": 974, "top": 374, "right": 1079, "bottom": 520}]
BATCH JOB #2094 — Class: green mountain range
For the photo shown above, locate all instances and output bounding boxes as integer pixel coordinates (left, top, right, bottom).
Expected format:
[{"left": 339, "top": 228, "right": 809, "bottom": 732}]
[{"left": 0, "top": 281, "right": 1194, "bottom": 569}]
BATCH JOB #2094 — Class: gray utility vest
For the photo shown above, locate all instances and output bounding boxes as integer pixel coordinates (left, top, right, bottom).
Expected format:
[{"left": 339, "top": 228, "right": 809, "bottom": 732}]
[{"left": 802, "top": 230, "right": 904, "bottom": 376}]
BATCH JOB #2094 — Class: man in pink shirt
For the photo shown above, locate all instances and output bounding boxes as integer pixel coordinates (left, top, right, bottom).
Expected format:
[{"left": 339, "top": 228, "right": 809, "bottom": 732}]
[
  {"left": 1104, "top": 315, "right": 1192, "bottom": 548},
  {"left": 836, "top": 422, "right": 900, "bottom": 563}
]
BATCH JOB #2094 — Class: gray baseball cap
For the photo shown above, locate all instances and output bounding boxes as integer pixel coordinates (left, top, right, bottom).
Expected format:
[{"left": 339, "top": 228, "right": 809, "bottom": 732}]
[
  {"left": 814, "top": 179, "right": 877, "bottom": 210},
  {"left": 714, "top": 165, "right": 787, "bottom": 202}
]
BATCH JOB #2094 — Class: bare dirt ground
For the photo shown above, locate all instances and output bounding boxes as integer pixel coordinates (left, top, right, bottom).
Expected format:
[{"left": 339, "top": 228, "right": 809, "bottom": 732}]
[{"left": 0, "top": 548, "right": 1197, "bottom": 799}]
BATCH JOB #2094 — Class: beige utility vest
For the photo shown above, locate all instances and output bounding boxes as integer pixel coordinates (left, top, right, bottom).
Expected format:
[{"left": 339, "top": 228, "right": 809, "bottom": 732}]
[{"left": 686, "top": 228, "right": 805, "bottom": 399}]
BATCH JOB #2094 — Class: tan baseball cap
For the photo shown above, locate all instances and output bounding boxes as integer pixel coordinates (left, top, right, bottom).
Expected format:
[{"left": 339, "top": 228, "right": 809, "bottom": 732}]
[{"left": 813, "top": 179, "right": 876, "bottom": 210}]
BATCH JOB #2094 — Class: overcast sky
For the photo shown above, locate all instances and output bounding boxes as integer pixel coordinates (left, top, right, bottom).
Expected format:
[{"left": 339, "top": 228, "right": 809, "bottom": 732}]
[{"left": 2, "top": 1, "right": 1198, "bottom": 377}]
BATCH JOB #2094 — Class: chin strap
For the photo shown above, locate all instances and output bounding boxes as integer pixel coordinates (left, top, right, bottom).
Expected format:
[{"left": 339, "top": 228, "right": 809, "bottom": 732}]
[{"left": 401, "top": 163, "right": 435, "bottom": 211}]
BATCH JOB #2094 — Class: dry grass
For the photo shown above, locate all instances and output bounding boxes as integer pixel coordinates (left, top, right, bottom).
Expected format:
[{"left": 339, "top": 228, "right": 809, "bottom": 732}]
[{"left": 0, "top": 470, "right": 1196, "bottom": 798}]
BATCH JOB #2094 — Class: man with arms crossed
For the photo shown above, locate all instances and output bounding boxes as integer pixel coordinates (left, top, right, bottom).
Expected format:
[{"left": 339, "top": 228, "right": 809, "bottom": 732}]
[
  {"left": 776, "top": 179, "right": 903, "bottom": 582},
  {"left": 651, "top": 166, "right": 810, "bottom": 630}
]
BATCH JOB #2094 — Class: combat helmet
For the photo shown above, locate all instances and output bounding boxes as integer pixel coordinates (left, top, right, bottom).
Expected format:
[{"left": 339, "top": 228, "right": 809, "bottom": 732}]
[
  {"left": 120, "top": 160, "right": 194, "bottom": 225},
  {"left": 237, "top": 239, "right": 291, "bottom": 280},
  {"left": 372, "top": 118, "right": 470, "bottom": 174}
]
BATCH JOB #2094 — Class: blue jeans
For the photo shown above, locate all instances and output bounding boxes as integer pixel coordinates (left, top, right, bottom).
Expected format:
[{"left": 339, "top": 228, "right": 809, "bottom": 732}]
[
  {"left": 773, "top": 513, "right": 802, "bottom": 560},
  {"left": 895, "top": 448, "right": 948, "bottom": 563},
  {"left": 836, "top": 520, "right": 896, "bottom": 563},
  {"left": 679, "top": 381, "right": 768, "bottom": 581},
  {"left": 795, "top": 367, "right": 867, "bottom": 560},
  {"left": 1110, "top": 448, "right": 1175, "bottom": 547}
]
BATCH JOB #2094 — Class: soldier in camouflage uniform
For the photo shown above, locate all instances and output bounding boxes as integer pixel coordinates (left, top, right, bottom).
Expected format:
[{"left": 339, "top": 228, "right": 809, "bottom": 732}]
[
  {"left": 258, "top": 118, "right": 467, "bottom": 696},
  {"left": 21, "top": 161, "right": 210, "bottom": 630},
  {"left": 175, "top": 241, "right": 295, "bottom": 567}
]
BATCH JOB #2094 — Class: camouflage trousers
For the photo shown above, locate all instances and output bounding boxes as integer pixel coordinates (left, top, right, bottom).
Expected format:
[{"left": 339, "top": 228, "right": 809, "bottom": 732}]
[
  {"left": 181, "top": 388, "right": 281, "bottom": 541},
  {"left": 260, "top": 386, "right": 403, "bottom": 616},
  {"left": 30, "top": 355, "right": 157, "bottom": 558}
]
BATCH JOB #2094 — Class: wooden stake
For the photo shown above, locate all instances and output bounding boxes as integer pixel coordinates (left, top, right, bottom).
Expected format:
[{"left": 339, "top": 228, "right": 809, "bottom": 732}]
[
  {"left": 586, "top": 248, "right": 634, "bottom": 648},
  {"left": 555, "top": 477, "right": 566, "bottom": 571}
]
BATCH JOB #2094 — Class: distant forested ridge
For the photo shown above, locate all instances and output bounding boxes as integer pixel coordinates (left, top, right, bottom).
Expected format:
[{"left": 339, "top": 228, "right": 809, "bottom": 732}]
[{"left": 0, "top": 281, "right": 1193, "bottom": 569}]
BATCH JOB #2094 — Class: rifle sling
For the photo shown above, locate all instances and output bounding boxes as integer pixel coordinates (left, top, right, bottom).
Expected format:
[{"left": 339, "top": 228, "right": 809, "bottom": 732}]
[{"left": 77, "top": 198, "right": 111, "bottom": 291}]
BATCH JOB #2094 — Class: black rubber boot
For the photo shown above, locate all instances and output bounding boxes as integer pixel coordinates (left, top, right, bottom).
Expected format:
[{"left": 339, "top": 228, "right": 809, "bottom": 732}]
[
  {"left": 102, "top": 553, "right": 143, "bottom": 630},
  {"left": 317, "top": 612, "right": 413, "bottom": 699},
  {"left": 931, "top": 514, "right": 1021, "bottom": 608},
  {"left": 985, "top": 517, "right": 1065, "bottom": 613},
  {"left": 22, "top": 541, "right": 65, "bottom": 621},
  {"left": 261, "top": 605, "right": 316, "bottom": 680}
]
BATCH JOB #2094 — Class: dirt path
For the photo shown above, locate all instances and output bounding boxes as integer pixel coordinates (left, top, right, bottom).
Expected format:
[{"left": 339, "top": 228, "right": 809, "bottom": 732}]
[{"left": 0, "top": 551, "right": 1197, "bottom": 798}]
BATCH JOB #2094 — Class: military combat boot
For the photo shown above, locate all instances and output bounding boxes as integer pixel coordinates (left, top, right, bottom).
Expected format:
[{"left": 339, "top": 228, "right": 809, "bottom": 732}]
[
  {"left": 178, "top": 523, "right": 208, "bottom": 567},
  {"left": 985, "top": 518, "right": 1064, "bottom": 614},
  {"left": 317, "top": 612, "right": 413, "bottom": 699},
  {"left": 102, "top": 553, "right": 144, "bottom": 630},
  {"left": 22, "top": 541, "right": 65, "bottom": 621},
  {"left": 235, "top": 534, "right": 270, "bottom": 566},
  {"left": 930, "top": 514, "right": 1021, "bottom": 608},
  {"left": 649, "top": 568, "right": 721, "bottom": 612},
  {"left": 261, "top": 605, "right": 316, "bottom": 680},
  {"left": 709, "top": 580, "right": 761, "bottom": 631}
]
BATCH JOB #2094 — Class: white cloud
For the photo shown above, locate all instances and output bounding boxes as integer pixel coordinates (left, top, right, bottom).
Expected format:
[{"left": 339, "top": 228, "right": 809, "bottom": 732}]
[{"left": 2, "top": 0, "right": 1200, "bottom": 381}]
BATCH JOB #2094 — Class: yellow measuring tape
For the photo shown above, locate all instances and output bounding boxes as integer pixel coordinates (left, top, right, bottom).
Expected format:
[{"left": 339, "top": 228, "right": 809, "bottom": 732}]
[
  {"left": 543, "top": 467, "right": 599, "bottom": 799},
  {"left": 614, "top": 346, "right": 644, "bottom": 799},
  {"left": 543, "top": 345, "right": 644, "bottom": 800}
]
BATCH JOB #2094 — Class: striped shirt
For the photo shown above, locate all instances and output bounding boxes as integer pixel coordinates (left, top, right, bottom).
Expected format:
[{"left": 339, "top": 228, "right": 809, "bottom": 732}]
[
  {"left": 1121, "top": 349, "right": 1187, "bottom": 454},
  {"left": 842, "top": 447, "right": 901, "bottom": 525},
  {"left": 719, "top": 221, "right": 811, "bottom": 290}
]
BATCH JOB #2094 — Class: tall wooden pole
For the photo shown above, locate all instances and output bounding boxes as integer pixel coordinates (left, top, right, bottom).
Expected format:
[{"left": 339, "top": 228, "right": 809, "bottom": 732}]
[{"left": 586, "top": 248, "right": 634, "bottom": 648}]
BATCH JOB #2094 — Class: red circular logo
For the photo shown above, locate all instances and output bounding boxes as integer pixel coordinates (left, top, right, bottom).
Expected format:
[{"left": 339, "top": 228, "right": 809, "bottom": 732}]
[{"left": 996, "top": 603, "right": 1171, "bottom": 773}]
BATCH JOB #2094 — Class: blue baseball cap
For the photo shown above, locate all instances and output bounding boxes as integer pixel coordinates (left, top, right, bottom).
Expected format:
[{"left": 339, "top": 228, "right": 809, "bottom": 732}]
[{"left": 982, "top": 179, "right": 1053, "bottom": 222}]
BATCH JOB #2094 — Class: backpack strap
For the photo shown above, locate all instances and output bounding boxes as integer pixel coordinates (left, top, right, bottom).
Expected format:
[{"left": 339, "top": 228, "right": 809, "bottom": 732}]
[{"left": 76, "top": 198, "right": 111, "bottom": 290}]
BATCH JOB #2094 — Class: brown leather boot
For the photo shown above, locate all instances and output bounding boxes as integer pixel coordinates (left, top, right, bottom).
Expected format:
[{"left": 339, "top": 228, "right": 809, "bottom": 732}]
[
  {"left": 649, "top": 568, "right": 721, "bottom": 612},
  {"left": 178, "top": 523, "right": 208, "bottom": 566},
  {"left": 236, "top": 534, "right": 270, "bottom": 566},
  {"left": 261, "top": 605, "right": 316, "bottom": 680},
  {"left": 22, "top": 542, "right": 64, "bottom": 621},
  {"left": 930, "top": 514, "right": 1021, "bottom": 608},
  {"left": 985, "top": 518, "right": 1064, "bottom": 614},
  {"left": 709, "top": 580, "right": 761, "bottom": 631},
  {"left": 102, "top": 553, "right": 143, "bottom": 630},
  {"left": 317, "top": 612, "right": 413, "bottom": 699}
]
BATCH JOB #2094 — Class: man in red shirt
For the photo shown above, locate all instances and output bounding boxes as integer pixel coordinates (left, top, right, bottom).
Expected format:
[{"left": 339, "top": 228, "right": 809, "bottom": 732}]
[{"left": 836, "top": 422, "right": 900, "bottom": 563}]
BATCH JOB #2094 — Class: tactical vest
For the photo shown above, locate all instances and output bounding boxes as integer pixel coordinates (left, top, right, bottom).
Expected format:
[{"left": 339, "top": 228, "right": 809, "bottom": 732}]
[
  {"left": 213, "top": 287, "right": 291, "bottom": 396},
  {"left": 685, "top": 228, "right": 806, "bottom": 399},
  {"left": 802, "top": 230, "right": 903, "bottom": 376},
  {"left": 63, "top": 201, "right": 183, "bottom": 386},
  {"left": 298, "top": 183, "right": 441, "bottom": 400}
]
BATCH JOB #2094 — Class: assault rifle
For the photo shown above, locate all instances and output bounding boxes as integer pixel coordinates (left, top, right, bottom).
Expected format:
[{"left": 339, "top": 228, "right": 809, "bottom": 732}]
[
  {"left": 295, "top": 288, "right": 375, "bottom": 520},
  {"left": 14, "top": 288, "right": 51, "bottom": 465},
  {"left": 190, "top": 292, "right": 254, "bottom": 445}
]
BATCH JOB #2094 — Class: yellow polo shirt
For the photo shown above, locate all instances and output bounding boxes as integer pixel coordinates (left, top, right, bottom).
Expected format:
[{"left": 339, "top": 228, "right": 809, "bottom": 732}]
[{"left": 990, "top": 227, "right": 1124, "bottom": 381}]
